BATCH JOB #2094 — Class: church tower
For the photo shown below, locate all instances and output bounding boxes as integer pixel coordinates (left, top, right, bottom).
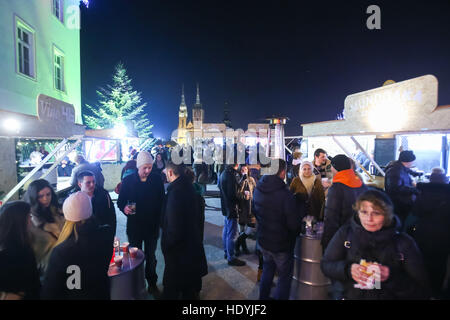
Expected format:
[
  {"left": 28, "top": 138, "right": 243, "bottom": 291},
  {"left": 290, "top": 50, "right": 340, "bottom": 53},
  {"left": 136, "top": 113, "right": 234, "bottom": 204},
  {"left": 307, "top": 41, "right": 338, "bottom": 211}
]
[
  {"left": 177, "top": 84, "right": 188, "bottom": 145},
  {"left": 223, "top": 101, "right": 232, "bottom": 128},
  {"left": 192, "top": 83, "right": 204, "bottom": 126}
]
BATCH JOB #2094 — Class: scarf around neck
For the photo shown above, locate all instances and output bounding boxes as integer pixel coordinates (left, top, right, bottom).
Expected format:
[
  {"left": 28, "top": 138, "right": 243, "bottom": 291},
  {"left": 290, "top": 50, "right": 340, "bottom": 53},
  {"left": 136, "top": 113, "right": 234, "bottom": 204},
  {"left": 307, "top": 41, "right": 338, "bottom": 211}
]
[{"left": 300, "top": 173, "right": 316, "bottom": 196}]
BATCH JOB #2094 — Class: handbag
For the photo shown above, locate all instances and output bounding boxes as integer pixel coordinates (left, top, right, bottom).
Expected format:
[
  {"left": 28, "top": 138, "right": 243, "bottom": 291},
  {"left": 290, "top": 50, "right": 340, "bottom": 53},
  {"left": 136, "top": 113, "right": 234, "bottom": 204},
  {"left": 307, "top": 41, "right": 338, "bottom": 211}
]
[{"left": 114, "top": 182, "right": 122, "bottom": 194}]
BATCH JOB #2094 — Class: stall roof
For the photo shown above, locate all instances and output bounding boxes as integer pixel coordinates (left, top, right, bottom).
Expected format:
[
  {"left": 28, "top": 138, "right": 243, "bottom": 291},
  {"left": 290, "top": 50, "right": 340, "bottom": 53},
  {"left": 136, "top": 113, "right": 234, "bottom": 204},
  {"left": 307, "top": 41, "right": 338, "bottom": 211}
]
[
  {"left": 0, "top": 109, "right": 85, "bottom": 139},
  {"left": 84, "top": 129, "right": 139, "bottom": 140}
]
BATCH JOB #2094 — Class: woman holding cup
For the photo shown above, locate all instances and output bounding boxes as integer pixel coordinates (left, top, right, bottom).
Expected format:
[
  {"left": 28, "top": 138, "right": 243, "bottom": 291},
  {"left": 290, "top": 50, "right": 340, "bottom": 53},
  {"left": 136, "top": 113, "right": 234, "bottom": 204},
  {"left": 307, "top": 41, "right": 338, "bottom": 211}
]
[
  {"left": 235, "top": 164, "right": 257, "bottom": 256},
  {"left": 321, "top": 189, "right": 431, "bottom": 299}
]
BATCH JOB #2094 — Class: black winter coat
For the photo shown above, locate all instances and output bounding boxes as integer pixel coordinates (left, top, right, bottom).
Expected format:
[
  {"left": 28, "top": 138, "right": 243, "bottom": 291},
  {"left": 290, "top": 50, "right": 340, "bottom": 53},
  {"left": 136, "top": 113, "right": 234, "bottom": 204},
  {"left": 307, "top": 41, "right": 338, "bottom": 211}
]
[
  {"left": 161, "top": 176, "right": 208, "bottom": 286},
  {"left": 41, "top": 220, "right": 113, "bottom": 300},
  {"left": 117, "top": 172, "right": 165, "bottom": 239},
  {"left": 384, "top": 161, "right": 417, "bottom": 208},
  {"left": 409, "top": 182, "right": 450, "bottom": 298},
  {"left": 0, "top": 247, "right": 40, "bottom": 300},
  {"left": 321, "top": 214, "right": 431, "bottom": 300},
  {"left": 253, "top": 175, "right": 303, "bottom": 253},
  {"left": 322, "top": 182, "right": 368, "bottom": 250},
  {"left": 92, "top": 187, "right": 117, "bottom": 241},
  {"left": 219, "top": 166, "right": 240, "bottom": 219}
]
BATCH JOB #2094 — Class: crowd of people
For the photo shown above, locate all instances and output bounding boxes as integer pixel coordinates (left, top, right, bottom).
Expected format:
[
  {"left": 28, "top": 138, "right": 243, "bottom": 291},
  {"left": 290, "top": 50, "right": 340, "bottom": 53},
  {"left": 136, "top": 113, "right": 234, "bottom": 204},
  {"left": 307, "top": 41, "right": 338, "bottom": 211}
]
[
  {"left": 1, "top": 143, "right": 449, "bottom": 300},
  {"left": 0, "top": 146, "right": 208, "bottom": 300},
  {"left": 219, "top": 147, "right": 450, "bottom": 300}
]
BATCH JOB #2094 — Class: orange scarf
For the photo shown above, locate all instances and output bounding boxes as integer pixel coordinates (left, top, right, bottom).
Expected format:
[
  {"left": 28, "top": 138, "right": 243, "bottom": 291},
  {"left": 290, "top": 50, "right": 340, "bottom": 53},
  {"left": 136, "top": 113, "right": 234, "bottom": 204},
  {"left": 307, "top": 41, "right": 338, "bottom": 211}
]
[{"left": 332, "top": 169, "right": 363, "bottom": 188}]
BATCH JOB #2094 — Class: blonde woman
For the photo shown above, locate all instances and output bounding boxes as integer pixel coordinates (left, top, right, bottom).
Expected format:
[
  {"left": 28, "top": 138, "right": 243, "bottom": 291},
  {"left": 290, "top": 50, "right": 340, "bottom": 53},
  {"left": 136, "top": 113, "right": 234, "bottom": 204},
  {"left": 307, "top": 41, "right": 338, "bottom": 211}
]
[
  {"left": 41, "top": 192, "right": 113, "bottom": 300},
  {"left": 289, "top": 161, "right": 325, "bottom": 221}
]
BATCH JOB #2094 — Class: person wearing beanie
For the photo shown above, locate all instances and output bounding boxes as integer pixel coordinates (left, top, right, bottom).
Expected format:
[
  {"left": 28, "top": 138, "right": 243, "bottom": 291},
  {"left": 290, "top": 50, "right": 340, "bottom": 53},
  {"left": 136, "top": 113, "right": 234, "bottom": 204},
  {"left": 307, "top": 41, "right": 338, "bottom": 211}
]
[
  {"left": 117, "top": 150, "right": 165, "bottom": 298},
  {"left": 321, "top": 189, "right": 431, "bottom": 300},
  {"left": 322, "top": 154, "right": 368, "bottom": 251},
  {"left": 408, "top": 167, "right": 450, "bottom": 299},
  {"left": 384, "top": 149, "right": 420, "bottom": 224},
  {"left": 41, "top": 192, "right": 113, "bottom": 300},
  {"left": 321, "top": 154, "right": 368, "bottom": 300}
]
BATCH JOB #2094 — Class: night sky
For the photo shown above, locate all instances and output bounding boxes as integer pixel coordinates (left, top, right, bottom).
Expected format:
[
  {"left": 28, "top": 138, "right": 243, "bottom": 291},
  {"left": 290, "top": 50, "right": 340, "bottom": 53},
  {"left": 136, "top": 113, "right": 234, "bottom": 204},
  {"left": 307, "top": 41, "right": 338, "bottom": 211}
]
[{"left": 80, "top": 0, "right": 450, "bottom": 139}]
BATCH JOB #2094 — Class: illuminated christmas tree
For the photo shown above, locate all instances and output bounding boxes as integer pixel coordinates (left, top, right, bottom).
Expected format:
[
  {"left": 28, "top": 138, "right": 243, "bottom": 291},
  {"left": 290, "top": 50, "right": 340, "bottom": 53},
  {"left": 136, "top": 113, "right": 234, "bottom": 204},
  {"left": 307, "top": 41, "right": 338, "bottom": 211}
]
[{"left": 84, "top": 62, "right": 153, "bottom": 138}]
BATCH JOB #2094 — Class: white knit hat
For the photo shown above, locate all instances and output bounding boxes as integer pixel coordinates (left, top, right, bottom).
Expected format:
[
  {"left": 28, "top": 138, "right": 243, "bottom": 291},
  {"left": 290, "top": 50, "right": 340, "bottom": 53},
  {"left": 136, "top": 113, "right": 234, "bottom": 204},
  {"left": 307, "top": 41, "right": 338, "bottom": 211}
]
[
  {"left": 136, "top": 151, "right": 153, "bottom": 168},
  {"left": 63, "top": 191, "right": 92, "bottom": 222}
]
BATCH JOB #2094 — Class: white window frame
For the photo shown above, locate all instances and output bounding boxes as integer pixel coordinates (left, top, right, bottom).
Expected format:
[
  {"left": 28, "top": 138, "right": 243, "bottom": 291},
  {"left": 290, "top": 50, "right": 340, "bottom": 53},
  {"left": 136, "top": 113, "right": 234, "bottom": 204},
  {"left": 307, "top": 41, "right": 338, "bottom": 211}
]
[
  {"left": 52, "top": 0, "right": 64, "bottom": 23},
  {"left": 53, "top": 46, "right": 65, "bottom": 92},
  {"left": 15, "top": 16, "right": 36, "bottom": 80}
]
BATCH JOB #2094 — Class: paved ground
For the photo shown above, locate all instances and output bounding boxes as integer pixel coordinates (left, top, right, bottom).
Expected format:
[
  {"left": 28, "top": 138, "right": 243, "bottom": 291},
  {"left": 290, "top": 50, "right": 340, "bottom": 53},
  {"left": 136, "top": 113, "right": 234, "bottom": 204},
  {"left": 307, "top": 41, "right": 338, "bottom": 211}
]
[{"left": 111, "top": 184, "right": 261, "bottom": 300}]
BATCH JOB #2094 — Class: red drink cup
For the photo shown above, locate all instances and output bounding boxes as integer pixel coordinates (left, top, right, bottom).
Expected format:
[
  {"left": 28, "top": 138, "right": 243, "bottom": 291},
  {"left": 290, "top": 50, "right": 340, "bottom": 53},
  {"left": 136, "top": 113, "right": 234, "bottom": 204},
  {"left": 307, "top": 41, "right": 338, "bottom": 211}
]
[
  {"left": 114, "top": 256, "right": 123, "bottom": 268},
  {"left": 121, "top": 242, "right": 129, "bottom": 254},
  {"left": 129, "top": 247, "right": 138, "bottom": 259}
]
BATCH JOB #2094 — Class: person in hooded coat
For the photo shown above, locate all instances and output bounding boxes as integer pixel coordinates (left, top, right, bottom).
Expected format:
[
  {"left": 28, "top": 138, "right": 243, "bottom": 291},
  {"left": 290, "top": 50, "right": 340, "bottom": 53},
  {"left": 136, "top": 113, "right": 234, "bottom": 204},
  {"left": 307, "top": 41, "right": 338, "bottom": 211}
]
[
  {"left": 321, "top": 189, "right": 431, "bottom": 300},
  {"left": 321, "top": 155, "right": 368, "bottom": 251},
  {"left": 253, "top": 159, "right": 303, "bottom": 300},
  {"left": 290, "top": 161, "right": 325, "bottom": 221}
]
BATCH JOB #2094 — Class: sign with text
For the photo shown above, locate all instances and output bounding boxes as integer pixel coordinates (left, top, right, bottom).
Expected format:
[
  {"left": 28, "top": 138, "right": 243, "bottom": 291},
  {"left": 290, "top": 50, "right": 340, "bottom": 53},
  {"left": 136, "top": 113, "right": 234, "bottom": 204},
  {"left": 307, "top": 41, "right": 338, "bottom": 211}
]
[
  {"left": 37, "top": 94, "right": 75, "bottom": 123},
  {"left": 343, "top": 75, "right": 438, "bottom": 132}
]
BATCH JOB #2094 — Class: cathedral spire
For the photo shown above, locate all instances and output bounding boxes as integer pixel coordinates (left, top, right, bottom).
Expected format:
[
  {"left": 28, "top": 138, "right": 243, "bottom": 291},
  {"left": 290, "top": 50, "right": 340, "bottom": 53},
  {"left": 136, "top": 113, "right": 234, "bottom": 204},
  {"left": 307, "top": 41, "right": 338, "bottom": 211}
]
[
  {"left": 196, "top": 82, "right": 201, "bottom": 105},
  {"left": 180, "top": 83, "right": 186, "bottom": 106}
]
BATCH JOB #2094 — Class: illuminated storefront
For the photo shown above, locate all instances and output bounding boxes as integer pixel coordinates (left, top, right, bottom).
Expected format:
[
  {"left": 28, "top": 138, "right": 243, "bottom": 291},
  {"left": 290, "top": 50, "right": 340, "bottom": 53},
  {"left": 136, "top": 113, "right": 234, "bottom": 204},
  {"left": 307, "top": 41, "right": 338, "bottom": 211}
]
[{"left": 301, "top": 75, "right": 450, "bottom": 186}]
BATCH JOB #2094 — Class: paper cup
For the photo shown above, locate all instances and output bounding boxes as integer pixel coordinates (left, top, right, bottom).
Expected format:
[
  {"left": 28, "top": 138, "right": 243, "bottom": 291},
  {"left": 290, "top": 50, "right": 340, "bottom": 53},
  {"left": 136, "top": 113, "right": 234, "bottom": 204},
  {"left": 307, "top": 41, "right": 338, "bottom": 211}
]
[
  {"left": 129, "top": 247, "right": 138, "bottom": 259},
  {"left": 114, "top": 256, "right": 123, "bottom": 268},
  {"left": 121, "top": 242, "right": 130, "bottom": 253}
]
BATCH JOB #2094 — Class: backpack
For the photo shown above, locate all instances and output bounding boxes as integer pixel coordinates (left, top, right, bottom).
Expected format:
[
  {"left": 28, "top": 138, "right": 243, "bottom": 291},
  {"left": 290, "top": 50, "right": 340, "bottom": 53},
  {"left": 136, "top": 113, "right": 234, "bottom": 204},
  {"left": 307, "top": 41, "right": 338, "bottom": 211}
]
[{"left": 343, "top": 225, "right": 405, "bottom": 263}]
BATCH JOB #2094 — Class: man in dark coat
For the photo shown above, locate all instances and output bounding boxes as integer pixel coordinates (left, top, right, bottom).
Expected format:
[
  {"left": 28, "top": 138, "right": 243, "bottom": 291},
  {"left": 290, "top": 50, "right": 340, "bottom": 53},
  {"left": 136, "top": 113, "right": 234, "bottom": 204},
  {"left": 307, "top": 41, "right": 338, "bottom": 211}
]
[
  {"left": 409, "top": 170, "right": 450, "bottom": 299},
  {"left": 57, "top": 157, "right": 74, "bottom": 177},
  {"left": 384, "top": 150, "right": 421, "bottom": 224},
  {"left": 253, "top": 159, "right": 302, "bottom": 300},
  {"left": 117, "top": 151, "right": 165, "bottom": 297},
  {"left": 161, "top": 161, "right": 208, "bottom": 299},
  {"left": 219, "top": 163, "right": 246, "bottom": 266},
  {"left": 77, "top": 171, "right": 116, "bottom": 242},
  {"left": 322, "top": 155, "right": 368, "bottom": 251}
]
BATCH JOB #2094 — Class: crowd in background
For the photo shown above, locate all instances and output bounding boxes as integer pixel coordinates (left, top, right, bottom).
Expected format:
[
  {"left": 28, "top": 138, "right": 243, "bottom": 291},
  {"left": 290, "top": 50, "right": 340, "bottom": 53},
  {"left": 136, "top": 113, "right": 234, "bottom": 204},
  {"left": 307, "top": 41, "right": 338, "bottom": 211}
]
[{"left": 1, "top": 141, "right": 449, "bottom": 300}]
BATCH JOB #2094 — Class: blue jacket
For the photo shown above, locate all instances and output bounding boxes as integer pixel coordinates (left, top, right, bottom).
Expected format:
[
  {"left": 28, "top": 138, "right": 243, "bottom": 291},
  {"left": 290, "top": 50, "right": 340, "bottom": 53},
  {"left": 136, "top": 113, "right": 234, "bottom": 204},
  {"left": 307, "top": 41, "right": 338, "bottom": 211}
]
[
  {"left": 253, "top": 175, "right": 303, "bottom": 253},
  {"left": 384, "top": 161, "right": 417, "bottom": 207}
]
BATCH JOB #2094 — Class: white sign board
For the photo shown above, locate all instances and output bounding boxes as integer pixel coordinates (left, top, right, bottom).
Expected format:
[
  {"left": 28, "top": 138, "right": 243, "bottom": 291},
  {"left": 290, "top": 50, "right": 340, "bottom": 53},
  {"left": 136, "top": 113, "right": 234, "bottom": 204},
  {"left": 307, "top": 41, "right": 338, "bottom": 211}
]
[{"left": 343, "top": 75, "right": 438, "bottom": 132}]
